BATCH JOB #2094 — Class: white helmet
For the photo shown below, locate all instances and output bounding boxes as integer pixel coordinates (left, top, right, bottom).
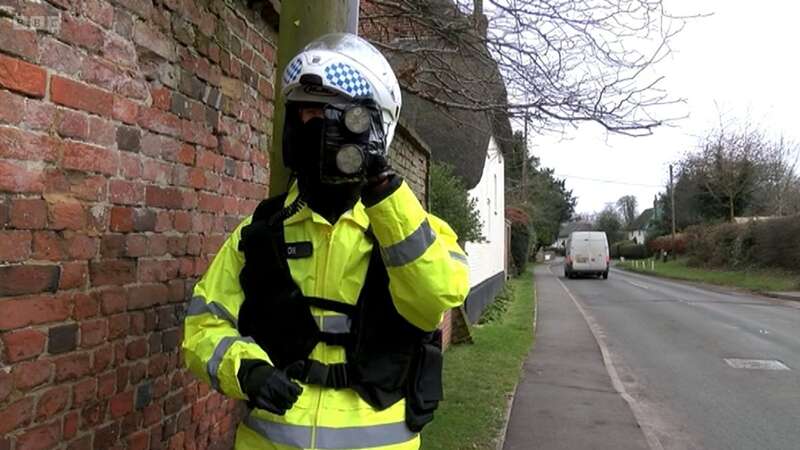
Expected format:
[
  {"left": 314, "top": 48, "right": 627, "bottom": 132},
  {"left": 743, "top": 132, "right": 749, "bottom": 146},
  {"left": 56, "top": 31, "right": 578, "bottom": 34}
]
[{"left": 282, "top": 33, "right": 402, "bottom": 150}]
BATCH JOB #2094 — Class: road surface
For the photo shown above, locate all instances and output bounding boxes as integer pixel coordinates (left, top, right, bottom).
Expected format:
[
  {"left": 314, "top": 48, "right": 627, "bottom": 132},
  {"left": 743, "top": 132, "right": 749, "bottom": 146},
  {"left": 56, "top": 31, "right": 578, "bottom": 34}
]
[{"left": 504, "top": 262, "right": 800, "bottom": 450}]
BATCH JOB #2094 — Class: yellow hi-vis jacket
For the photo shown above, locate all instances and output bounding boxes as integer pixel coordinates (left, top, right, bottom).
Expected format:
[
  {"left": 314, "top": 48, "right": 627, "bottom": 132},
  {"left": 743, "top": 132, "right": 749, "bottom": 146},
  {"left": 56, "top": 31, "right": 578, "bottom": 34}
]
[{"left": 182, "top": 180, "right": 470, "bottom": 450}]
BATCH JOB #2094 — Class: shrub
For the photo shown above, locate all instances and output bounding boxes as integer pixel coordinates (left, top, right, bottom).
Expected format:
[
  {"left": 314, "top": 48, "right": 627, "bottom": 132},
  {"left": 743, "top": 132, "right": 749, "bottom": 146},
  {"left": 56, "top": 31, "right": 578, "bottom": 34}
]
[
  {"left": 477, "top": 282, "right": 515, "bottom": 324},
  {"left": 647, "top": 233, "right": 688, "bottom": 255},
  {"left": 610, "top": 240, "right": 633, "bottom": 259},
  {"left": 505, "top": 207, "right": 529, "bottom": 225},
  {"left": 683, "top": 215, "right": 800, "bottom": 271},
  {"left": 615, "top": 242, "right": 648, "bottom": 259},
  {"left": 430, "top": 161, "right": 483, "bottom": 244},
  {"left": 751, "top": 216, "right": 800, "bottom": 271},
  {"left": 510, "top": 223, "right": 531, "bottom": 276}
]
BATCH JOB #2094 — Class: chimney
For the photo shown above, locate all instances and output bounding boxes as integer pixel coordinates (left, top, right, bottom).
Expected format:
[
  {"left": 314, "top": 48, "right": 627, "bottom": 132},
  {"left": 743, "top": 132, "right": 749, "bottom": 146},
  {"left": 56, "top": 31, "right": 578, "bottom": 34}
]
[{"left": 473, "top": 0, "right": 488, "bottom": 36}]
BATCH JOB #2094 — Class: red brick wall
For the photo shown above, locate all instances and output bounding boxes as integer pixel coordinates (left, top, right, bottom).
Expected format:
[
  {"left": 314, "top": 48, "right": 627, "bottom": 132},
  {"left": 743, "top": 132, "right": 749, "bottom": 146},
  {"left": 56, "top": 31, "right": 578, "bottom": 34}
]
[{"left": 0, "top": 0, "right": 276, "bottom": 448}]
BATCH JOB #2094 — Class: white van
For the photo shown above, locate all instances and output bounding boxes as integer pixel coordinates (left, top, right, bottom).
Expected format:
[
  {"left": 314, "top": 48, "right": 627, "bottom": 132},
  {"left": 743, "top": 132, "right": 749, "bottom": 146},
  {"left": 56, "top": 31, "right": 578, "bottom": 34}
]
[{"left": 564, "top": 231, "right": 609, "bottom": 279}]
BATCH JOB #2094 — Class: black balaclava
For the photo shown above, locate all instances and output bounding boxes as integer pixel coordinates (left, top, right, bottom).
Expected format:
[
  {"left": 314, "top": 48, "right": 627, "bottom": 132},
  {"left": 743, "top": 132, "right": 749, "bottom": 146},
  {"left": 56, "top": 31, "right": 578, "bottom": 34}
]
[{"left": 295, "top": 116, "right": 361, "bottom": 225}]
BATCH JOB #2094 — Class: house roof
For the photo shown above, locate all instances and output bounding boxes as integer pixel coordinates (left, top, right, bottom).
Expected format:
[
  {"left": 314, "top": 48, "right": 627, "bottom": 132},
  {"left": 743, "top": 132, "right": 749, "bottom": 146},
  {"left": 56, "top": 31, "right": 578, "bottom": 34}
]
[
  {"left": 400, "top": 92, "right": 492, "bottom": 189},
  {"left": 373, "top": 2, "right": 512, "bottom": 189},
  {"left": 627, "top": 208, "right": 654, "bottom": 231}
]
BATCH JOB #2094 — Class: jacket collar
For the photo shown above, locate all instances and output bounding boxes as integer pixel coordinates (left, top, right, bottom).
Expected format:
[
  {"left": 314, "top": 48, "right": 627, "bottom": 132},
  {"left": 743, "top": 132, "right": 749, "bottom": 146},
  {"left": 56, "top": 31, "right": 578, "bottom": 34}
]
[{"left": 283, "top": 181, "right": 370, "bottom": 231}]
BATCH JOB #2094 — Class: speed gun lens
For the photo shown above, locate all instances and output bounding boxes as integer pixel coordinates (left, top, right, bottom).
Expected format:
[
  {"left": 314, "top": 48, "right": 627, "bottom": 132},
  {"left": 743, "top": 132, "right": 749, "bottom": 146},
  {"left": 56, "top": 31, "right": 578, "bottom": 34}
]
[
  {"left": 336, "top": 145, "right": 364, "bottom": 175},
  {"left": 344, "top": 106, "right": 370, "bottom": 134}
]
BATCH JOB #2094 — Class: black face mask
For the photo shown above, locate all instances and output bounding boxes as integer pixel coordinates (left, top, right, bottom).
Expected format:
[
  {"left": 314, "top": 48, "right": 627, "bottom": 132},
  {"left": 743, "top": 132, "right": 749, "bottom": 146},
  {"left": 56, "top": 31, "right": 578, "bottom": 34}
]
[
  {"left": 285, "top": 100, "right": 386, "bottom": 183},
  {"left": 297, "top": 117, "right": 325, "bottom": 177},
  {"left": 296, "top": 117, "right": 361, "bottom": 224}
]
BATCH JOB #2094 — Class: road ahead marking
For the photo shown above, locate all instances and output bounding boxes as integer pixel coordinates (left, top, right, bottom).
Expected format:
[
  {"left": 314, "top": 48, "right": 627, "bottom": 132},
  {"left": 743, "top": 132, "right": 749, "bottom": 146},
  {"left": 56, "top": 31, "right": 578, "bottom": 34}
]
[{"left": 724, "top": 358, "right": 790, "bottom": 370}]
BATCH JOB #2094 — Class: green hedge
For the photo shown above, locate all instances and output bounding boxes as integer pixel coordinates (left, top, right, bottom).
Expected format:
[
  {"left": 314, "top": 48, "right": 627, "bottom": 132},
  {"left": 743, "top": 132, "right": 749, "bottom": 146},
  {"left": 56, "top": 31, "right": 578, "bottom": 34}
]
[
  {"left": 509, "top": 223, "right": 531, "bottom": 276},
  {"left": 647, "top": 234, "right": 688, "bottom": 255},
  {"left": 611, "top": 241, "right": 648, "bottom": 259},
  {"left": 684, "top": 216, "right": 800, "bottom": 271}
]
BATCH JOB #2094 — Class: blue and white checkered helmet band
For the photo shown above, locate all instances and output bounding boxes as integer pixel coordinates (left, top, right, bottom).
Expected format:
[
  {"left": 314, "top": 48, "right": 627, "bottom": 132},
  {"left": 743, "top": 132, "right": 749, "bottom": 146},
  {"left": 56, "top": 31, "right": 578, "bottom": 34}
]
[
  {"left": 324, "top": 62, "right": 373, "bottom": 98},
  {"left": 284, "top": 57, "right": 303, "bottom": 85}
]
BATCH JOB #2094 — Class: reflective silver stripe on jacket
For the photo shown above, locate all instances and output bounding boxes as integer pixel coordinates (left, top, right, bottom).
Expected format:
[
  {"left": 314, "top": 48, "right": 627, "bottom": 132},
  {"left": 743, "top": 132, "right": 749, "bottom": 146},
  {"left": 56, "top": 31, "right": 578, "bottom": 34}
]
[
  {"left": 244, "top": 416, "right": 311, "bottom": 448},
  {"left": 208, "top": 336, "right": 254, "bottom": 393},
  {"left": 244, "top": 414, "right": 416, "bottom": 449},
  {"left": 381, "top": 219, "right": 436, "bottom": 267},
  {"left": 186, "top": 296, "right": 237, "bottom": 327},
  {"left": 316, "top": 422, "right": 416, "bottom": 449},
  {"left": 449, "top": 251, "right": 468, "bottom": 265},
  {"left": 315, "top": 315, "right": 351, "bottom": 333}
]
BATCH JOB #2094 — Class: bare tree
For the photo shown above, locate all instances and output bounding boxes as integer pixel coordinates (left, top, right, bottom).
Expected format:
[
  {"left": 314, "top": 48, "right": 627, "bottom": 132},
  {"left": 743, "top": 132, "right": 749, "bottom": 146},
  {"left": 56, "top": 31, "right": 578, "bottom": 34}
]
[
  {"left": 594, "top": 204, "right": 623, "bottom": 243},
  {"left": 616, "top": 195, "right": 638, "bottom": 227},
  {"left": 686, "top": 125, "right": 765, "bottom": 222},
  {"left": 361, "top": 0, "right": 689, "bottom": 136},
  {"left": 753, "top": 136, "right": 800, "bottom": 216},
  {"left": 676, "top": 122, "right": 800, "bottom": 221}
]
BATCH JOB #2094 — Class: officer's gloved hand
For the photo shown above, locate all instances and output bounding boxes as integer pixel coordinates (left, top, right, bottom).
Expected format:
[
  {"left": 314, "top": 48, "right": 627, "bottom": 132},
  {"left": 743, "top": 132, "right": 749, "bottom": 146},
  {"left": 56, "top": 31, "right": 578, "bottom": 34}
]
[
  {"left": 361, "top": 153, "right": 401, "bottom": 206},
  {"left": 238, "top": 359, "right": 303, "bottom": 415},
  {"left": 364, "top": 152, "right": 392, "bottom": 183}
]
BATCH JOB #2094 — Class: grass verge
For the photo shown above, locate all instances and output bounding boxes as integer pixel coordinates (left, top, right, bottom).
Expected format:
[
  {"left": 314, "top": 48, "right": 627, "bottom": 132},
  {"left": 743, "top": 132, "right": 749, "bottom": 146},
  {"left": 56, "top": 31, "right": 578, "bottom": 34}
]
[
  {"left": 617, "top": 258, "right": 800, "bottom": 292},
  {"left": 421, "top": 266, "right": 536, "bottom": 450}
]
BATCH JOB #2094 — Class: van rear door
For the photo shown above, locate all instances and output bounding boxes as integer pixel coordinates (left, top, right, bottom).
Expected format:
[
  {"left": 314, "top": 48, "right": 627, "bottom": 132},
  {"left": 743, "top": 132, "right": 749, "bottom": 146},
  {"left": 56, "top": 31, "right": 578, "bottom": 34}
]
[
  {"left": 587, "top": 238, "right": 607, "bottom": 271},
  {"left": 571, "top": 237, "right": 591, "bottom": 271}
]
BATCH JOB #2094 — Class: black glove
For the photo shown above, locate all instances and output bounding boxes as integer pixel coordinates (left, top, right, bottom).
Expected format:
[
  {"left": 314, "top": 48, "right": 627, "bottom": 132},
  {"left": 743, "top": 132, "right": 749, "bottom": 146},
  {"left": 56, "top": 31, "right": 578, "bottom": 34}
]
[
  {"left": 364, "top": 152, "right": 392, "bottom": 182},
  {"left": 361, "top": 173, "right": 402, "bottom": 207},
  {"left": 238, "top": 359, "right": 303, "bottom": 415},
  {"left": 361, "top": 153, "right": 403, "bottom": 206}
]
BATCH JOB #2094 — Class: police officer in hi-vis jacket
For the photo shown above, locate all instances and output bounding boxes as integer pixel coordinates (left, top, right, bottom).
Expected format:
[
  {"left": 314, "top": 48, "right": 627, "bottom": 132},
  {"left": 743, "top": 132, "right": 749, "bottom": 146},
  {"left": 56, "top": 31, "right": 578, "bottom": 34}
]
[{"left": 182, "top": 33, "right": 469, "bottom": 450}]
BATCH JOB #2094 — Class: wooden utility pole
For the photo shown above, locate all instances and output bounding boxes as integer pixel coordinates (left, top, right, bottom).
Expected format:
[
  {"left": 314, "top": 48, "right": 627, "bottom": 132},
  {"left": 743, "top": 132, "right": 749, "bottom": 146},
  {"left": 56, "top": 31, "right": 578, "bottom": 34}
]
[
  {"left": 670, "top": 164, "right": 676, "bottom": 256},
  {"left": 522, "top": 113, "right": 528, "bottom": 201},
  {"left": 269, "top": 1, "right": 360, "bottom": 195}
]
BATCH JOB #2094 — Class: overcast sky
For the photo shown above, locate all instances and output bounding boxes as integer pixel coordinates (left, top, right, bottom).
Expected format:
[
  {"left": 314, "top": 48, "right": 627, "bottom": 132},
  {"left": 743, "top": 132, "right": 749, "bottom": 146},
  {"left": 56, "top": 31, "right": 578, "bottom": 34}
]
[{"left": 526, "top": 0, "right": 800, "bottom": 216}]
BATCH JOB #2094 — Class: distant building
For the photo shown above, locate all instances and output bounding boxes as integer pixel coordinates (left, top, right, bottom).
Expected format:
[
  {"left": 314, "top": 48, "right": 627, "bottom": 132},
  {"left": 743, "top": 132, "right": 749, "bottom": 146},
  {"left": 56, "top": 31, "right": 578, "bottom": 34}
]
[
  {"left": 553, "top": 221, "right": 594, "bottom": 248},
  {"left": 733, "top": 216, "right": 780, "bottom": 224},
  {"left": 626, "top": 208, "right": 655, "bottom": 244}
]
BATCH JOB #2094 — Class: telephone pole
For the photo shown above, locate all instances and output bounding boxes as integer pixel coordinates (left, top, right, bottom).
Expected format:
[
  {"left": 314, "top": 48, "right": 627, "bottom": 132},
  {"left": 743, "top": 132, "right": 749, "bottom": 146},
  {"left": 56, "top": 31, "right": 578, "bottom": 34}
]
[
  {"left": 522, "top": 113, "right": 528, "bottom": 201},
  {"left": 269, "top": 1, "right": 360, "bottom": 196},
  {"left": 670, "top": 164, "right": 676, "bottom": 257}
]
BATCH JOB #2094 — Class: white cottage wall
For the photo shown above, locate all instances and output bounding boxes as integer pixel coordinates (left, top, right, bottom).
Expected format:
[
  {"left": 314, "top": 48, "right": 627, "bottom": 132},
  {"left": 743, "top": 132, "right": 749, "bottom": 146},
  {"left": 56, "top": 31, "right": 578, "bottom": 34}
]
[{"left": 464, "top": 137, "right": 506, "bottom": 287}]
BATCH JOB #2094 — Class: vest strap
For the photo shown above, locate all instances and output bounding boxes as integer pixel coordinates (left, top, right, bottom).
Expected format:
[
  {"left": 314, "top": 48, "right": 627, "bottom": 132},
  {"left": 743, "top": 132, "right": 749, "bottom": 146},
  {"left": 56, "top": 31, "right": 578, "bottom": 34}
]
[
  {"left": 304, "top": 296, "right": 357, "bottom": 316},
  {"left": 288, "top": 359, "right": 351, "bottom": 390},
  {"left": 318, "top": 331, "right": 354, "bottom": 348}
]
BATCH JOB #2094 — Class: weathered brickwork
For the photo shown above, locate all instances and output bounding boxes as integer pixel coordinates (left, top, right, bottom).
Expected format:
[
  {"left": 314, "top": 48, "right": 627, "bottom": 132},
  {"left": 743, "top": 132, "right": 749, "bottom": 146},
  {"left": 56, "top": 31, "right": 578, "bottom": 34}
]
[
  {"left": 389, "top": 121, "right": 430, "bottom": 208},
  {"left": 0, "top": 1, "right": 440, "bottom": 448},
  {"left": 0, "top": 0, "right": 277, "bottom": 448}
]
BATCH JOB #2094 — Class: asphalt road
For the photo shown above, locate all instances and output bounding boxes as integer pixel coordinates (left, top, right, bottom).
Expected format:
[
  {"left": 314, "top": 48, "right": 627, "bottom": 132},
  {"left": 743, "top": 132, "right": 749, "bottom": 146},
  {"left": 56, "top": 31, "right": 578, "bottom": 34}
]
[{"left": 554, "top": 262, "right": 800, "bottom": 450}]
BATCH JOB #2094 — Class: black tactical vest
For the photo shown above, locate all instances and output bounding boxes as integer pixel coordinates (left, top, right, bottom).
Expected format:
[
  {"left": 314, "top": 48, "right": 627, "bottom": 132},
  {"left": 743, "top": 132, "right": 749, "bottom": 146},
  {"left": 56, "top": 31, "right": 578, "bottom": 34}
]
[{"left": 237, "top": 194, "right": 443, "bottom": 431}]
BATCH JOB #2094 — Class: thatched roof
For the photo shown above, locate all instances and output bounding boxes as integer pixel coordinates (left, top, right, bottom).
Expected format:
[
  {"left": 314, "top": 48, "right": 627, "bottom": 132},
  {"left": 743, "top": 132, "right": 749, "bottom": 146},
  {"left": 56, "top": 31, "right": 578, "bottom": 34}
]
[
  {"left": 627, "top": 208, "right": 655, "bottom": 231},
  {"left": 400, "top": 92, "right": 491, "bottom": 189},
  {"left": 373, "top": 2, "right": 513, "bottom": 189}
]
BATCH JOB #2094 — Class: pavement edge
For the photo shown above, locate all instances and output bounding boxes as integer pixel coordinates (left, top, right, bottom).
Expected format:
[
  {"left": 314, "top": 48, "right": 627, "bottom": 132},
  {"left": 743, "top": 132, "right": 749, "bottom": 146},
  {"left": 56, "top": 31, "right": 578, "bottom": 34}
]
[{"left": 494, "top": 268, "right": 539, "bottom": 450}]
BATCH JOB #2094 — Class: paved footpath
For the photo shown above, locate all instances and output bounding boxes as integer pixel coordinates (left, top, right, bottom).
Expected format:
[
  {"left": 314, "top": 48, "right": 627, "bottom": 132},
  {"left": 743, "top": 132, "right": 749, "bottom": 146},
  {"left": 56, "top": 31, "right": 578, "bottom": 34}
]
[{"left": 502, "top": 264, "right": 650, "bottom": 450}]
